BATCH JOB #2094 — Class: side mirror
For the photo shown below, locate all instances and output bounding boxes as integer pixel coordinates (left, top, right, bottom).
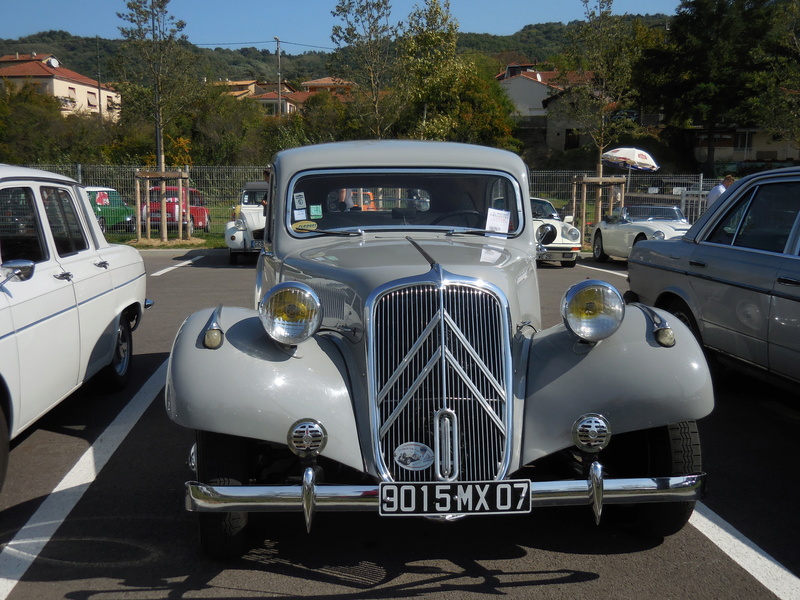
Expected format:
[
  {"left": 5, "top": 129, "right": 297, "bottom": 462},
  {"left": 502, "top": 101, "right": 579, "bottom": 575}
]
[
  {"left": 0, "top": 259, "right": 36, "bottom": 288},
  {"left": 564, "top": 215, "right": 574, "bottom": 224},
  {"left": 536, "top": 223, "right": 558, "bottom": 246}
]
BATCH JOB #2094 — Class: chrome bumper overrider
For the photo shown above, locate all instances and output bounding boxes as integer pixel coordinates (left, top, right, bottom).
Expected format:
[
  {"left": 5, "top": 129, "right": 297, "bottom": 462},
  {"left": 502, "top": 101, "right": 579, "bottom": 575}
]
[{"left": 185, "top": 463, "right": 706, "bottom": 531}]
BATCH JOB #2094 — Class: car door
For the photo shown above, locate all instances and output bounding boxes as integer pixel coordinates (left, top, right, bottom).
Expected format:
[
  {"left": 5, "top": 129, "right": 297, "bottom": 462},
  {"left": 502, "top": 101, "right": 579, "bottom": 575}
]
[
  {"left": 40, "top": 185, "right": 116, "bottom": 382},
  {"left": 600, "top": 209, "right": 625, "bottom": 256},
  {"left": 2, "top": 184, "right": 81, "bottom": 434},
  {"left": 689, "top": 179, "right": 799, "bottom": 370},
  {"left": 768, "top": 219, "right": 800, "bottom": 383}
]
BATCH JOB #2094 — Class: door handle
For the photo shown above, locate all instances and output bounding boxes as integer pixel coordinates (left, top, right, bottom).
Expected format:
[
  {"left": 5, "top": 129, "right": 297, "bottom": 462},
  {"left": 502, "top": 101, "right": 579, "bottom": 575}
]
[
  {"left": 689, "top": 260, "right": 707, "bottom": 268},
  {"left": 53, "top": 271, "right": 73, "bottom": 281},
  {"left": 95, "top": 260, "right": 110, "bottom": 269},
  {"left": 777, "top": 277, "right": 800, "bottom": 287}
]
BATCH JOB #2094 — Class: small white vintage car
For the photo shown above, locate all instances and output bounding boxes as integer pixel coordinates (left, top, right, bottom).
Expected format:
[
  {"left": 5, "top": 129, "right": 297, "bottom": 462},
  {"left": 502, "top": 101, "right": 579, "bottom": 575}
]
[
  {"left": 592, "top": 205, "right": 691, "bottom": 262},
  {"left": 530, "top": 197, "right": 581, "bottom": 267},
  {"left": 0, "top": 164, "right": 151, "bottom": 493},
  {"left": 165, "top": 141, "right": 714, "bottom": 559},
  {"left": 225, "top": 181, "right": 269, "bottom": 264}
]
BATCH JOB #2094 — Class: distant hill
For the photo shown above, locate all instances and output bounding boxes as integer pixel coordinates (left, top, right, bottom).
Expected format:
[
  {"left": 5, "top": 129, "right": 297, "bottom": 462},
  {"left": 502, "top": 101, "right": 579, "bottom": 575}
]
[{"left": 0, "top": 15, "right": 670, "bottom": 87}]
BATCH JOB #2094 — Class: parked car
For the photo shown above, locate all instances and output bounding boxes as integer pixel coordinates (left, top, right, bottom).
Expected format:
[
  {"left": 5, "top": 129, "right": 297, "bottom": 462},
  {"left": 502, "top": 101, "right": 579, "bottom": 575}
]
[
  {"left": 164, "top": 141, "right": 713, "bottom": 559},
  {"left": 530, "top": 197, "right": 581, "bottom": 267},
  {"left": 626, "top": 167, "right": 800, "bottom": 389},
  {"left": 0, "top": 165, "right": 152, "bottom": 492},
  {"left": 592, "top": 205, "right": 691, "bottom": 262},
  {"left": 145, "top": 186, "right": 210, "bottom": 234},
  {"left": 225, "top": 181, "right": 269, "bottom": 264},
  {"left": 85, "top": 186, "right": 135, "bottom": 233}
]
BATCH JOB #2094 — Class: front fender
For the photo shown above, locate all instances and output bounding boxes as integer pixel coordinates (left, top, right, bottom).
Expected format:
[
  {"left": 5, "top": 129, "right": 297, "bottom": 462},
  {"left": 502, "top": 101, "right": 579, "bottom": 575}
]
[
  {"left": 522, "top": 305, "right": 713, "bottom": 464},
  {"left": 165, "top": 306, "right": 363, "bottom": 472}
]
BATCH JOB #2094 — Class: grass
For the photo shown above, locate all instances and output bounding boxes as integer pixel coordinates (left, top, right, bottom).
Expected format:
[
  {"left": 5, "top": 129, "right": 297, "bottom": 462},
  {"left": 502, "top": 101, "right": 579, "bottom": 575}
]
[{"left": 105, "top": 232, "right": 228, "bottom": 250}]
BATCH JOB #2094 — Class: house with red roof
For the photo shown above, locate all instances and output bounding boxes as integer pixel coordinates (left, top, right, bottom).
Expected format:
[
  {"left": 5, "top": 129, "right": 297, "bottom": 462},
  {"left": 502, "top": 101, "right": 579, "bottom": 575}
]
[{"left": 0, "top": 53, "right": 121, "bottom": 120}]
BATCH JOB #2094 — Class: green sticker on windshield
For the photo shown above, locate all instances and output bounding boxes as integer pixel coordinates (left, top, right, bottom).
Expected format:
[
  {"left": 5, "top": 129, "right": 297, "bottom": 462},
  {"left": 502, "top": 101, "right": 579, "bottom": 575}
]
[{"left": 310, "top": 204, "right": 322, "bottom": 219}]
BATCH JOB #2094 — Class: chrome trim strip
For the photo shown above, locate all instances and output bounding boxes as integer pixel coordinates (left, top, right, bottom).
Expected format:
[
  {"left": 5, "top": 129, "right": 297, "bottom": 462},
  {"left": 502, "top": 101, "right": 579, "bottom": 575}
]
[{"left": 184, "top": 473, "right": 706, "bottom": 513}]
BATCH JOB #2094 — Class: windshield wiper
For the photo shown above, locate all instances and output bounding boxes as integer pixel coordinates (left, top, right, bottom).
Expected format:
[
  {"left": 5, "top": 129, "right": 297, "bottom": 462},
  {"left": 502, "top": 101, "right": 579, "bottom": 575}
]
[
  {"left": 307, "top": 228, "right": 364, "bottom": 237},
  {"left": 445, "top": 228, "right": 511, "bottom": 237}
]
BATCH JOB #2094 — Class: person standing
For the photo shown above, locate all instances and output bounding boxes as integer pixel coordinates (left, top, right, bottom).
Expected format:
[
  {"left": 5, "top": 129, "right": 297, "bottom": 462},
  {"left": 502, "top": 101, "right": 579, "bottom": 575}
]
[{"left": 707, "top": 175, "right": 735, "bottom": 204}]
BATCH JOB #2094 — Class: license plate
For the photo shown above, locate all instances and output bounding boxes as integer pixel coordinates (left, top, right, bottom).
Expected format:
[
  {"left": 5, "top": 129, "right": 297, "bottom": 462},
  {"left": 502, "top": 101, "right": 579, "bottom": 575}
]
[
  {"left": 250, "top": 240, "right": 264, "bottom": 248},
  {"left": 379, "top": 480, "right": 531, "bottom": 516}
]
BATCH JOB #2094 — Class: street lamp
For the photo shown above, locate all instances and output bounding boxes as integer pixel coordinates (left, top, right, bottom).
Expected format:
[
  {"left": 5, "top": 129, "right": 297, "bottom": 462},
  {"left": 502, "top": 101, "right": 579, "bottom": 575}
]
[{"left": 274, "top": 36, "right": 281, "bottom": 117}]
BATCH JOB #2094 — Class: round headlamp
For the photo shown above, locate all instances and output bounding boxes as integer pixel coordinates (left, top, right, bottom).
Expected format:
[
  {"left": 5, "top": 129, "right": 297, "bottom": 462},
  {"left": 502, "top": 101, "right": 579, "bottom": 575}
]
[
  {"left": 561, "top": 280, "right": 625, "bottom": 342},
  {"left": 258, "top": 282, "right": 322, "bottom": 345},
  {"left": 234, "top": 217, "right": 246, "bottom": 230},
  {"left": 563, "top": 224, "right": 581, "bottom": 242},
  {"left": 652, "top": 231, "right": 665, "bottom": 240}
]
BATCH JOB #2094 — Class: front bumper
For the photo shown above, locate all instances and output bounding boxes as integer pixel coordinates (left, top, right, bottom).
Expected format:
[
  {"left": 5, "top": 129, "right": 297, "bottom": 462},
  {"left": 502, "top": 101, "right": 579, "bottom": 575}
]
[
  {"left": 184, "top": 463, "right": 705, "bottom": 531},
  {"left": 537, "top": 245, "right": 579, "bottom": 262}
]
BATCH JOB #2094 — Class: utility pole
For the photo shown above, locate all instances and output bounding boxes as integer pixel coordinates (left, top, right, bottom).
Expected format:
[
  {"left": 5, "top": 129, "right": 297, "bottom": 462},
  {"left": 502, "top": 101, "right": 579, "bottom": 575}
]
[{"left": 274, "top": 37, "right": 281, "bottom": 117}]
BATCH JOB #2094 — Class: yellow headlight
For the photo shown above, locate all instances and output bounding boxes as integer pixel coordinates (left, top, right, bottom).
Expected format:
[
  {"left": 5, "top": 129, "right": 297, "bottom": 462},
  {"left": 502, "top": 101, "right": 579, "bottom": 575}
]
[
  {"left": 259, "top": 282, "right": 322, "bottom": 345},
  {"left": 561, "top": 280, "right": 624, "bottom": 342}
]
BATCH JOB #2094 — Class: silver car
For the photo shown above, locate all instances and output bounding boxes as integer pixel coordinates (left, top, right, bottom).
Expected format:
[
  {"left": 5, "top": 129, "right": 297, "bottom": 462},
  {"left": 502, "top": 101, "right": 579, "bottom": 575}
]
[
  {"left": 627, "top": 167, "right": 800, "bottom": 388},
  {"left": 165, "top": 141, "right": 713, "bottom": 559}
]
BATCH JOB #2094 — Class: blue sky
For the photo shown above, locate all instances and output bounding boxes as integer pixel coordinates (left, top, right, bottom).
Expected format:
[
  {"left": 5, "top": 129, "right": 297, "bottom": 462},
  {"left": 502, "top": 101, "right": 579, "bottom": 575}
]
[{"left": 2, "top": 0, "right": 681, "bottom": 53}]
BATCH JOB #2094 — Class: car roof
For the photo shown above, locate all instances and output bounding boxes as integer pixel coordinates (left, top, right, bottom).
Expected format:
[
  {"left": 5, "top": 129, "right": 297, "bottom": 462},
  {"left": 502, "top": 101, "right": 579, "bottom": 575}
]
[
  {"left": 0, "top": 163, "right": 77, "bottom": 185},
  {"left": 85, "top": 186, "right": 117, "bottom": 192},
  {"left": 243, "top": 181, "right": 269, "bottom": 190},
  {"left": 274, "top": 140, "right": 525, "bottom": 175}
]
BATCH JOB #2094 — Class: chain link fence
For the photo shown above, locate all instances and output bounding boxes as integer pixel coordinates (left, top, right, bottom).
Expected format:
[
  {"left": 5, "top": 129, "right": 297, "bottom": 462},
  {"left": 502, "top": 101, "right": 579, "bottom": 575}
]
[{"left": 25, "top": 163, "right": 718, "bottom": 239}]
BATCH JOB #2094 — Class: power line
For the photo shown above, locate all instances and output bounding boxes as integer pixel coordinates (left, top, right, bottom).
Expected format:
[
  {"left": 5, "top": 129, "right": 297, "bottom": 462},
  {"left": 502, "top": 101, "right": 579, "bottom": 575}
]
[{"left": 194, "top": 39, "right": 334, "bottom": 51}]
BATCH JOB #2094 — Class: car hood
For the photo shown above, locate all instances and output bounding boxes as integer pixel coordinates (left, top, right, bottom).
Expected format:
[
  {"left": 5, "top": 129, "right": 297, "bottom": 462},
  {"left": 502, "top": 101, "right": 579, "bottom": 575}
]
[
  {"left": 645, "top": 221, "right": 692, "bottom": 237},
  {"left": 279, "top": 234, "right": 541, "bottom": 331}
]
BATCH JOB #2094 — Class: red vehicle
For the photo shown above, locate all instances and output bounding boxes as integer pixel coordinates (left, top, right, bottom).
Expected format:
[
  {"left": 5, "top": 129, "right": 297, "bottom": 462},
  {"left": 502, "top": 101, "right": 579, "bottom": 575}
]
[{"left": 145, "top": 186, "right": 211, "bottom": 233}]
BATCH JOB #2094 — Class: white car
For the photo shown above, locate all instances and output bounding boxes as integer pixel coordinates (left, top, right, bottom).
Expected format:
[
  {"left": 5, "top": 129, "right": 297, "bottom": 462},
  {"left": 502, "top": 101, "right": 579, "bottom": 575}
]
[
  {"left": 530, "top": 198, "right": 581, "bottom": 267},
  {"left": 225, "top": 181, "right": 269, "bottom": 264},
  {"left": 592, "top": 205, "right": 691, "bottom": 262},
  {"left": 0, "top": 165, "right": 151, "bottom": 492}
]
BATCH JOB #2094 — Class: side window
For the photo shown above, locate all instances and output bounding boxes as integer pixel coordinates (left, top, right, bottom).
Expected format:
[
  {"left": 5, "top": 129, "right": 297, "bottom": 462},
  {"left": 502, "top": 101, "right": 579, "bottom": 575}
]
[
  {"left": 41, "top": 186, "right": 89, "bottom": 256},
  {"left": 0, "top": 186, "right": 48, "bottom": 263},
  {"left": 706, "top": 182, "right": 800, "bottom": 253}
]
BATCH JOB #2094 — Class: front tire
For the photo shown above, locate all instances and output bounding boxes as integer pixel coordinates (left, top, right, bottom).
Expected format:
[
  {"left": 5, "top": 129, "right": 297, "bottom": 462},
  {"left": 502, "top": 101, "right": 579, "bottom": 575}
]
[
  {"left": 196, "top": 430, "right": 249, "bottom": 559},
  {"left": 603, "top": 421, "right": 702, "bottom": 537},
  {"left": 593, "top": 232, "right": 608, "bottom": 262}
]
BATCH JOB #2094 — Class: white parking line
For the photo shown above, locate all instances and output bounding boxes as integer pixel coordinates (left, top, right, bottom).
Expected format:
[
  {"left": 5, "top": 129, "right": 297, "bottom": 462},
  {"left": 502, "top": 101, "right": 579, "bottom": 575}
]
[
  {"left": 150, "top": 256, "right": 203, "bottom": 277},
  {"left": 691, "top": 503, "right": 800, "bottom": 599},
  {"left": 578, "top": 262, "right": 628, "bottom": 278},
  {"left": 0, "top": 361, "right": 168, "bottom": 599}
]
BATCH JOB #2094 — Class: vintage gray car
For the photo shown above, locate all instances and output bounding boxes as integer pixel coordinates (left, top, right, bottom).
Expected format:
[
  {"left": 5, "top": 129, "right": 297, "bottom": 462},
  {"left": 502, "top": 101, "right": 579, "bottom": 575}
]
[
  {"left": 165, "top": 141, "right": 714, "bottom": 559},
  {"left": 626, "top": 166, "right": 800, "bottom": 389}
]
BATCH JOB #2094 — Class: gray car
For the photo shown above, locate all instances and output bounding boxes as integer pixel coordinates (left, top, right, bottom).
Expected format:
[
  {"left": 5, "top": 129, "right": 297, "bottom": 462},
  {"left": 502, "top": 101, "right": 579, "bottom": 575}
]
[
  {"left": 626, "top": 167, "right": 800, "bottom": 389},
  {"left": 164, "top": 141, "right": 713, "bottom": 559}
]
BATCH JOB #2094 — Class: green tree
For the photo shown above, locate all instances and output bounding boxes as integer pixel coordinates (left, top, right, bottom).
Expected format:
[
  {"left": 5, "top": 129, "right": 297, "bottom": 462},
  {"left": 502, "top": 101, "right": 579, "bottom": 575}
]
[
  {"left": 550, "top": 0, "right": 641, "bottom": 175},
  {"left": 330, "top": 0, "right": 404, "bottom": 138},
  {"left": 750, "top": 0, "right": 800, "bottom": 149},
  {"left": 655, "top": 0, "right": 773, "bottom": 175},
  {"left": 0, "top": 82, "right": 64, "bottom": 163},
  {"left": 115, "top": 0, "right": 202, "bottom": 170}
]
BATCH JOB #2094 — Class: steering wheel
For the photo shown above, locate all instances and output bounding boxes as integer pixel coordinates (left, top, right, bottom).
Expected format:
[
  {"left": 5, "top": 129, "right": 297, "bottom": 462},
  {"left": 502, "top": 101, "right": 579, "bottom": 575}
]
[{"left": 430, "top": 210, "right": 483, "bottom": 227}]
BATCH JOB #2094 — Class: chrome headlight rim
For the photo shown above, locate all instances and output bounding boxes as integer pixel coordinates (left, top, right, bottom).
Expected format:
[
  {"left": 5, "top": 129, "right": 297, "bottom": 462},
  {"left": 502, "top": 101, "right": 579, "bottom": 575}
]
[
  {"left": 652, "top": 230, "right": 665, "bottom": 240},
  {"left": 258, "top": 281, "right": 322, "bottom": 345},
  {"left": 234, "top": 217, "right": 247, "bottom": 231},
  {"left": 561, "top": 280, "right": 625, "bottom": 342},
  {"left": 562, "top": 224, "right": 581, "bottom": 242}
]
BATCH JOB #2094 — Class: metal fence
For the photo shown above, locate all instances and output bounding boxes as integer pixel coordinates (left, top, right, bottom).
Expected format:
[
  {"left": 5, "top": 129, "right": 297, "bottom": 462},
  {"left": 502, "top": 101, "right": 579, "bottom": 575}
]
[{"left": 25, "top": 164, "right": 719, "bottom": 237}]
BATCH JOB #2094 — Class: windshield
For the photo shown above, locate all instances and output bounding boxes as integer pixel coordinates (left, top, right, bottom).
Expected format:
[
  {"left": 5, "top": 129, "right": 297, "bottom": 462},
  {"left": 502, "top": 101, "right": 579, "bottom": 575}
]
[
  {"left": 530, "top": 199, "right": 559, "bottom": 219},
  {"left": 286, "top": 170, "right": 523, "bottom": 236},
  {"left": 242, "top": 189, "right": 268, "bottom": 205},
  {"left": 624, "top": 206, "right": 687, "bottom": 222}
]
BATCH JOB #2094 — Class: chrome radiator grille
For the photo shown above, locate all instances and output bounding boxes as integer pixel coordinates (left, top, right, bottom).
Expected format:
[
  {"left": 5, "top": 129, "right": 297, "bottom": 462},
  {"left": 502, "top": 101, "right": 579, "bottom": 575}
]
[{"left": 371, "top": 281, "right": 511, "bottom": 483}]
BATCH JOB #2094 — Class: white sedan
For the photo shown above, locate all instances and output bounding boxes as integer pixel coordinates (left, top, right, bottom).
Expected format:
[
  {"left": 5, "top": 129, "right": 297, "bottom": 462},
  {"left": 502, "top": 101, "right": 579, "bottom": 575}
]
[
  {"left": 592, "top": 205, "right": 691, "bottom": 262},
  {"left": 0, "top": 165, "right": 151, "bottom": 492}
]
